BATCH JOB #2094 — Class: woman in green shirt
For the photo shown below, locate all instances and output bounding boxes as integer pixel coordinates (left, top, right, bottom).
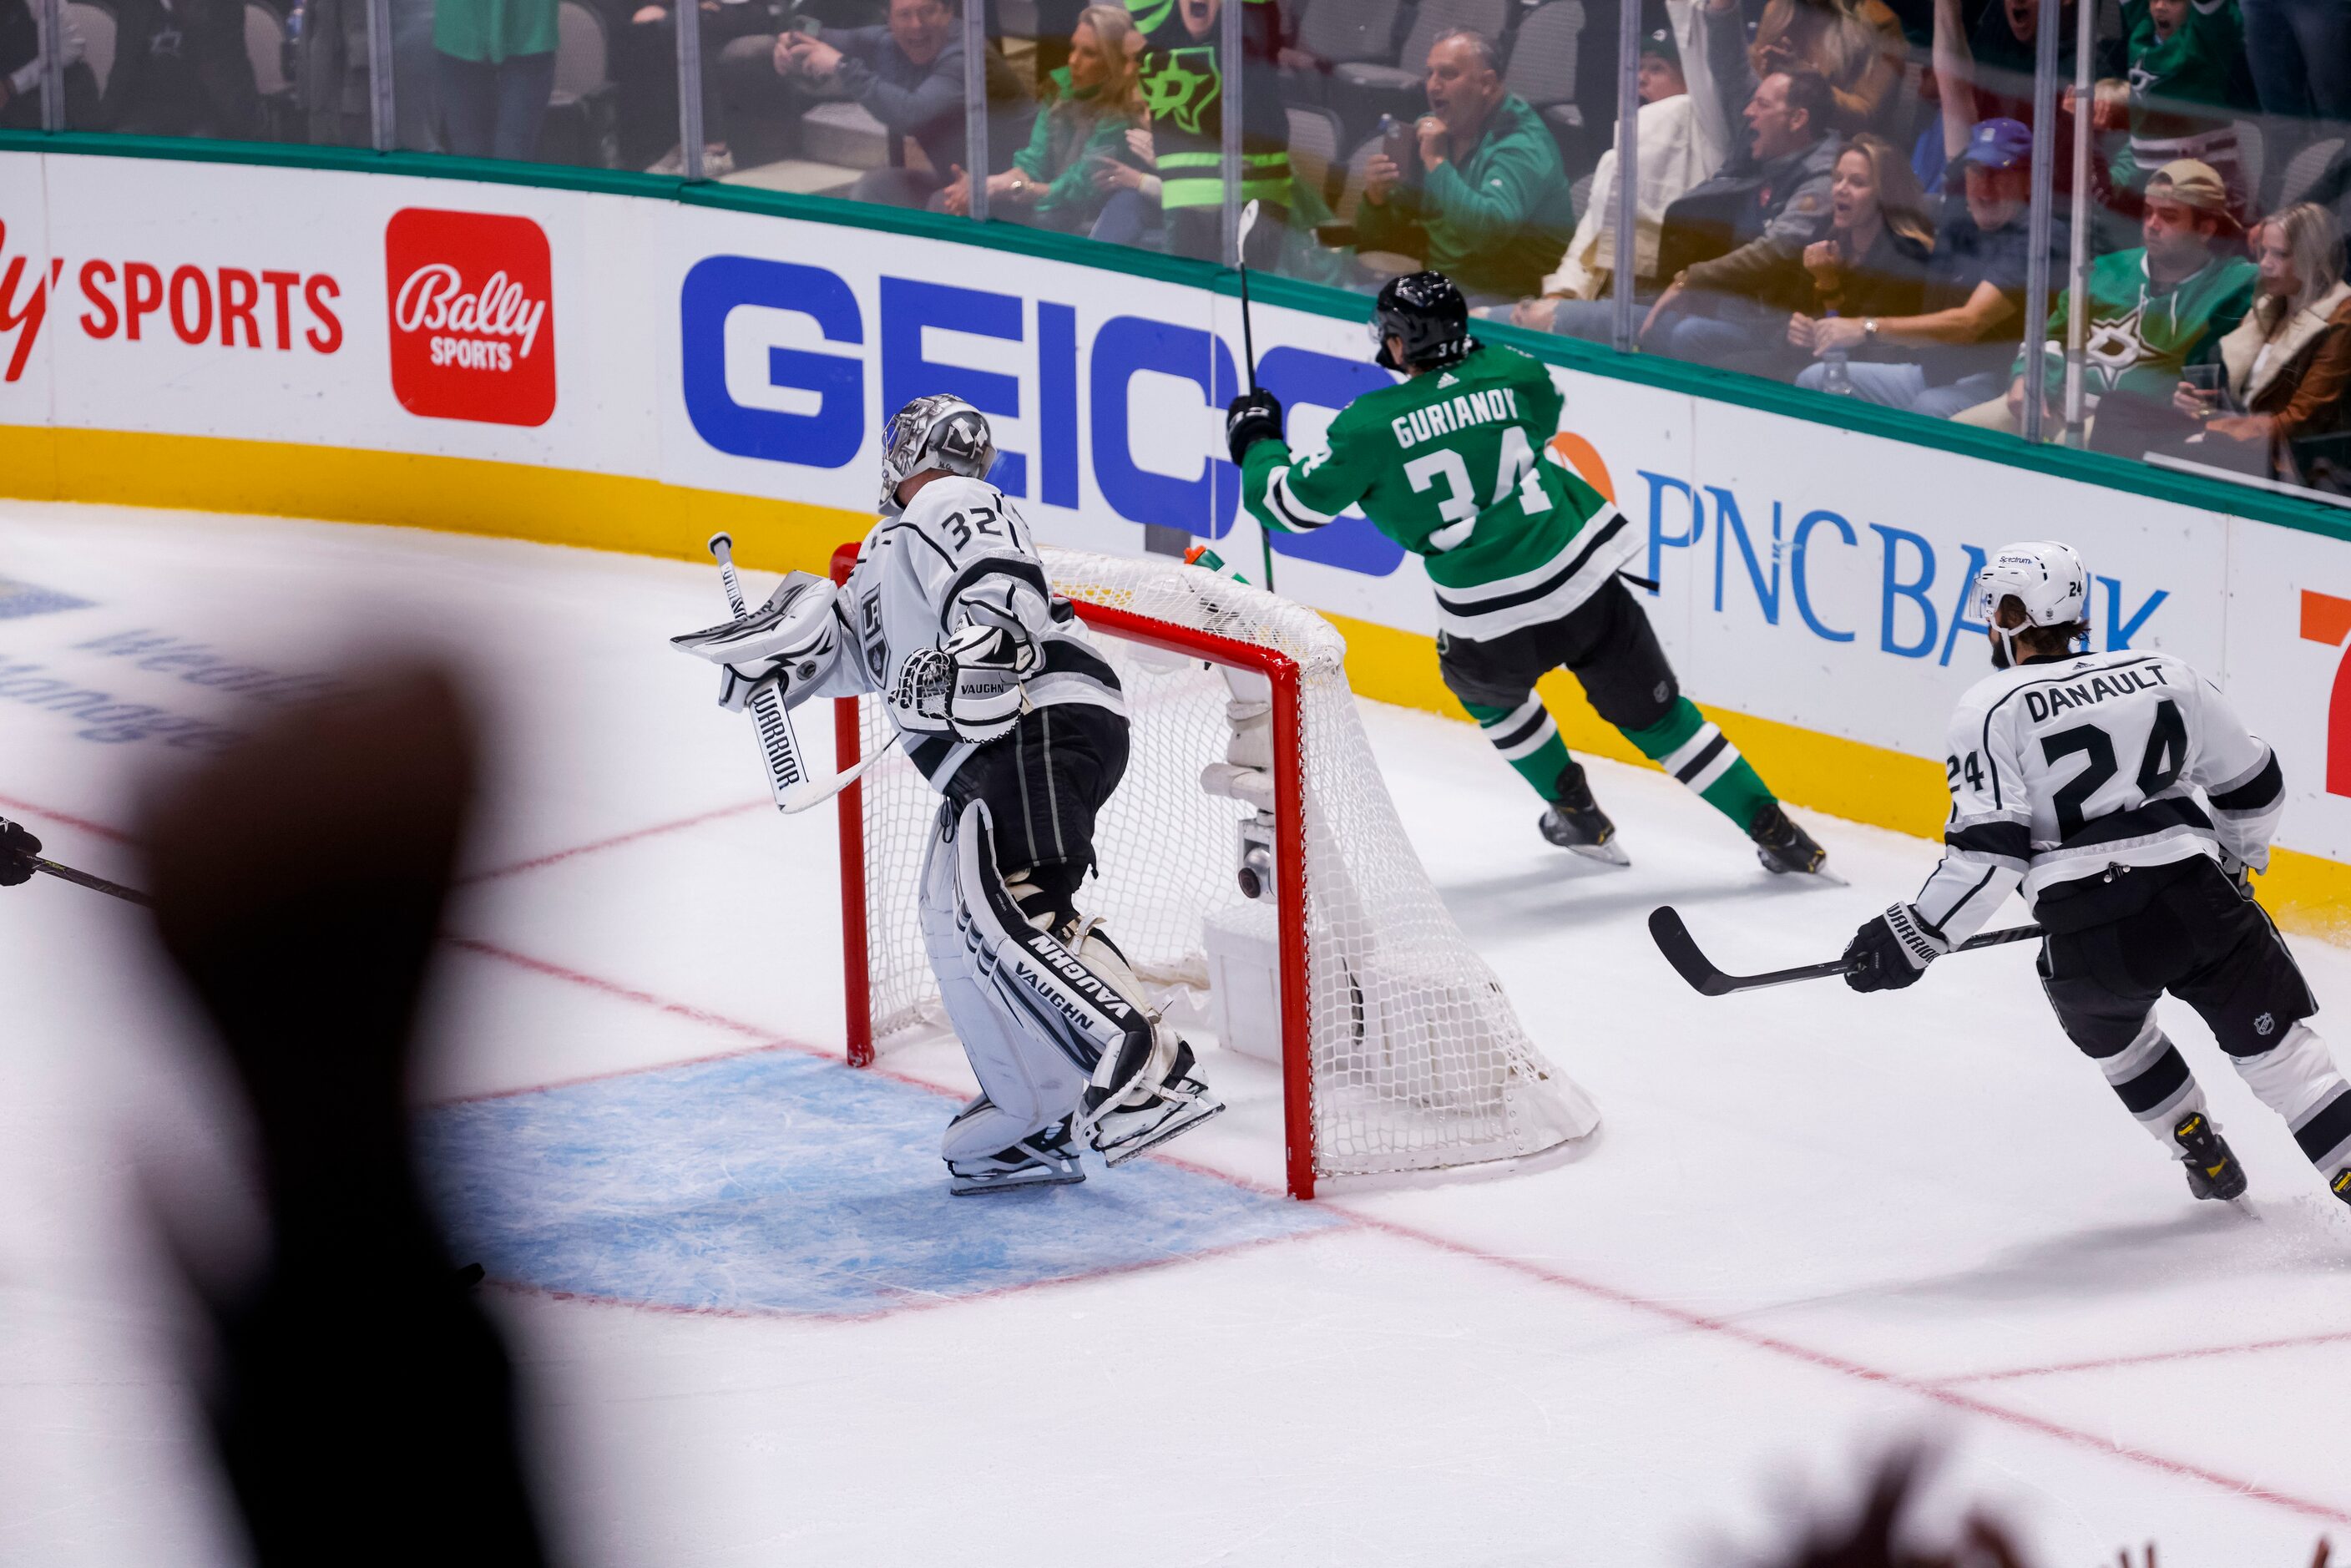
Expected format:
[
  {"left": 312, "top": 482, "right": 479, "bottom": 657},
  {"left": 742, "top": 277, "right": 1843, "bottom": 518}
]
[
  {"left": 939, "top": 4, "right": 1148, "bottom": 237},
  {"left": 435, "top": 0, "right": 559, "bottom": 159}
]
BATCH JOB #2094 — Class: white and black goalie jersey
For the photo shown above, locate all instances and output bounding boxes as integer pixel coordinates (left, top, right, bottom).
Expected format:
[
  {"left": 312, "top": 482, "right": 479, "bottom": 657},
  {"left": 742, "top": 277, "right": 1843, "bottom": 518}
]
[
  {"left": 1916, "top": 648, "right": 2284, "bottom": 943},
  {"left": 811, "top": 476, "right": 1125, "bottom": 789}
]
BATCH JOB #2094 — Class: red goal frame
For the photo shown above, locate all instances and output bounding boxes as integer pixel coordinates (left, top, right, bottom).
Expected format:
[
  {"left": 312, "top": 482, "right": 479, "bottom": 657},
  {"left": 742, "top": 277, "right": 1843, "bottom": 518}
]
[{"left": 829, "top": 542, "right": 1321, "bottom": 1198}]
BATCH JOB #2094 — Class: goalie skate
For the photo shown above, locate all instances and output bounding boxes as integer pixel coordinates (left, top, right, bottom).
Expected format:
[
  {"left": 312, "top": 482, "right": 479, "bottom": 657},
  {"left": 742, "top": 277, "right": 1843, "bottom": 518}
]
[
  {"left": 1086, "top": 1039, "right": 1225, "bottom": 1166},
  {"left": 946, "top": 1106, "right": 1086, "bottom": 1196}
]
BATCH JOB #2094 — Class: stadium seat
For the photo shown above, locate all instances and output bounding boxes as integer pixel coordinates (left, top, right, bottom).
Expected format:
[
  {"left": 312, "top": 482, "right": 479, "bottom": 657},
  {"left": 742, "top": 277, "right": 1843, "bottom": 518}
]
[
  {"left": 2280, "top": 136, "right": 2346, "bottom": 210},
  {"left": 1502, "top": 1, "right": 1590, "bottom": 170},
  {"left": 534, "top": 1, "right": 619, "bottom": 167},
  {"left": 245, "top": 1, "right": 296, "bottom": 141},
  {"left": 1287, "top": 104, "right": 1343, "bottom": 206},
  {"left": 1283, "top": 0, "right": 1405, "bottom": 109},
  {"left": 66, "top": 0, "right": 116, "bottom": 98},
  {"left": 1331, "top": 0, "right": 1510, "bottom": 145},
  {"left": 2233, "top": 119, "right": 2265, "bottom": 218}
]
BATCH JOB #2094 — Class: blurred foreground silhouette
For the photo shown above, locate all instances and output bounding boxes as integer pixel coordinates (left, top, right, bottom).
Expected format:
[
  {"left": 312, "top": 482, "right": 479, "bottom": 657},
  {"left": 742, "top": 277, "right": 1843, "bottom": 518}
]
[{"left": 140, "top": 662, "right": 550, "bottom": 1568}]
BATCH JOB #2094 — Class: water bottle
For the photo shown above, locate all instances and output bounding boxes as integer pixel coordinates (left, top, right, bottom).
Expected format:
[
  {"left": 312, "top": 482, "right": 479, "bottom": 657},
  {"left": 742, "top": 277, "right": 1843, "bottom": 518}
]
[{"left": 1818, "top": 307, "right": 1851, "bottom": 397}]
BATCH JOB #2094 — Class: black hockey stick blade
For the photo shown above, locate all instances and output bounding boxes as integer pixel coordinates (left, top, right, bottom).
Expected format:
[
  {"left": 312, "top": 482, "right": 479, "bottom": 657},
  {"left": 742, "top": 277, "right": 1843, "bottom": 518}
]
[
  {"left": 1648, "top": 906, "right": 2042, "bottom": 997},
  {"left": 29, "top": 855, "right": 154, "bottom": 908}
]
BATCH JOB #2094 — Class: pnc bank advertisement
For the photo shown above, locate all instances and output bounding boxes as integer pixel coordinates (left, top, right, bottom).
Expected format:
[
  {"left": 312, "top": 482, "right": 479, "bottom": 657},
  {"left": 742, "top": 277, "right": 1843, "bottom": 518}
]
[{"left": 2, "top": 147, "right": 2348, "bottom": 873}]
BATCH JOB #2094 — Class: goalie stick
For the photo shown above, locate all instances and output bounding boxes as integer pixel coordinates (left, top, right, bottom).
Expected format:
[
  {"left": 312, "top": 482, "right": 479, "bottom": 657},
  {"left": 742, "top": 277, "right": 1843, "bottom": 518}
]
[
  {"left": 705, "top": 533, "right": 889, "bottom": 817},
  {"left": 1647, "top": 905, "right": 2041, "bottom": 996}
]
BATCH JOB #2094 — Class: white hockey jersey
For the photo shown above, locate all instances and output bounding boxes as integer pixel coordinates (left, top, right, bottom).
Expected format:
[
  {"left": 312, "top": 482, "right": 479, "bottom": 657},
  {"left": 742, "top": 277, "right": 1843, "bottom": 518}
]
[
  {"left": 1914, "top": 648, "right": 2285, "bottom": 943},
  {"left": 801, "top": 476, "right": 1125, "bottom": 788}
]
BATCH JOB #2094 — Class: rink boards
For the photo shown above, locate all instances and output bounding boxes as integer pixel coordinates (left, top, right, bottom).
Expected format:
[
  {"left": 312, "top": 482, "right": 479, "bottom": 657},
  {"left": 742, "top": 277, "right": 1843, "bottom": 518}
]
[{"left": 3, "top": 139, "right": 2349, "bottom": 931}]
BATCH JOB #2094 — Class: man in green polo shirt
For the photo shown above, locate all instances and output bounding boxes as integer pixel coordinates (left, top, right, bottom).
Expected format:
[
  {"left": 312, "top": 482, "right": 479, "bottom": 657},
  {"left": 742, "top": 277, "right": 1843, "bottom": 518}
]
[{"left": 1356, "top": 29, "right": 1578, "bottom": 304}]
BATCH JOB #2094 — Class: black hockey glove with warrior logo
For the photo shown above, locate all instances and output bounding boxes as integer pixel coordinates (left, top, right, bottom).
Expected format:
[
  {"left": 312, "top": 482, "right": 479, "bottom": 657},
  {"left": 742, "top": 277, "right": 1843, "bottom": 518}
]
[
  {"left": 1224, "top": 391, "right": 1283, "bottom": 466},
  {"left": 1842, "top": 903, "right": 1949, "bottom": 993}
]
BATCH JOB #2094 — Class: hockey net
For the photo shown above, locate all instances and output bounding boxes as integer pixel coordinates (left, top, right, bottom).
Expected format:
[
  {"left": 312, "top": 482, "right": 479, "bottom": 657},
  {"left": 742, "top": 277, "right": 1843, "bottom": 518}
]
[{"left": 832, "top": 544, "right": 1597, "bottom": 1197}]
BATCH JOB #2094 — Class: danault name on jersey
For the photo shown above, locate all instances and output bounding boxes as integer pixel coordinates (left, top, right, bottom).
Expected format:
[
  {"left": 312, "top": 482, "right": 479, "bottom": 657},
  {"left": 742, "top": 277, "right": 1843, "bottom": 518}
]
[{"left": 2021, "top": 664, "right": 2172, "bottom": 724}]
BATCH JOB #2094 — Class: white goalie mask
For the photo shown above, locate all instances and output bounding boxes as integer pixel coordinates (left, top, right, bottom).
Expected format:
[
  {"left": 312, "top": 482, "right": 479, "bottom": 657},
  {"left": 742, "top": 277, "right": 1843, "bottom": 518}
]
[
  {"left": 1977, "top": 540, "right": 2091, "bottom": 666},
  {"left": 879, "top": 394, "right": 996, "bottom": 514}
]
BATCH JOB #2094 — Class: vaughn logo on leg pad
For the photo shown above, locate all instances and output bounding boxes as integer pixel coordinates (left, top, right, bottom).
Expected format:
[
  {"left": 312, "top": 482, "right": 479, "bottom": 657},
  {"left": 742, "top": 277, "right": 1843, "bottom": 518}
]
[{"left": 385, "top": 209, "right": 556, "bottom": 427}]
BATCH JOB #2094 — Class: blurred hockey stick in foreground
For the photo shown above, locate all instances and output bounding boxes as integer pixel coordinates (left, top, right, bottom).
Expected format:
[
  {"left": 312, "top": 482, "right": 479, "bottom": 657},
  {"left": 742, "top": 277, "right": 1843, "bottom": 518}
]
[
  {"left": 693, "top": 533, "right": 881, "bottom": 814},
  {"left": 1231, "top": 198, "right": 1277, "bottom": 592},
  {"left": 0, "top": 816, "right": 152, "bottom": 905},
  {"left": 1648, "top": 906, "right": 2040, "bottom": 996}
]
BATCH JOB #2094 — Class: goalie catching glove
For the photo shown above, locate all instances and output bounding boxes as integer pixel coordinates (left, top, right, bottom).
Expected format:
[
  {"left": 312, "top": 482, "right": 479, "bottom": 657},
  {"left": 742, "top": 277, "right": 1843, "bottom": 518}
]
[
  {"left": 0, "top": 817, "right": 41, "bottom": 888},
  {"left": 1842, "top": 903, "right": 1950, "bottom": 993},
  {"left": 892, "top": 622, "right": 1038, "bottom": 743},
  {"left": 670, "top": 571, "right": 841, "bottom": 711}
]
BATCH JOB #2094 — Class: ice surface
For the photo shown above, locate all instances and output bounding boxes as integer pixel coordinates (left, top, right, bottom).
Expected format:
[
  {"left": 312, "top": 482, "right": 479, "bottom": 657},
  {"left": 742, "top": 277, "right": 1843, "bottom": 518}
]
[{"left": 2, "top": 502, "right": 2347, "bottom": 1567}]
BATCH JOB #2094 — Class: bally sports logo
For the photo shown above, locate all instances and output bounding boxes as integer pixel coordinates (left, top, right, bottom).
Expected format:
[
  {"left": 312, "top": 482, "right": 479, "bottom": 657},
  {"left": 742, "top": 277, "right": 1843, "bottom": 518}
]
[{"left": 385, "top": 208, "right": 554, "bottom": 427}]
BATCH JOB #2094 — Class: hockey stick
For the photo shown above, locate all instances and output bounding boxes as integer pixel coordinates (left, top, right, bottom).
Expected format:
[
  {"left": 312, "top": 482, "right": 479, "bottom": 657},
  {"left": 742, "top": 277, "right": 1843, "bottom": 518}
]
[
  {"left": 707, "top": 532, "right": 813, "bottom": 811},
  {"left": 1232, "top": 199, "right": 1277, "bottom": 593},
  {"left": 1647, "top": 905, "right": 2042, "bottom": 996},
  {"left": 23, "top": 855, "right": 153, "bottom": 907}
]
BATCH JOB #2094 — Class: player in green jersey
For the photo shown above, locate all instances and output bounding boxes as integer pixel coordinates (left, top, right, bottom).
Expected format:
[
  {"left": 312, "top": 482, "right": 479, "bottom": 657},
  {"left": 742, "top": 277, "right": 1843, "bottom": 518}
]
[{"left": 1224, "top": 271, "right": 1827, "bottom": 875}]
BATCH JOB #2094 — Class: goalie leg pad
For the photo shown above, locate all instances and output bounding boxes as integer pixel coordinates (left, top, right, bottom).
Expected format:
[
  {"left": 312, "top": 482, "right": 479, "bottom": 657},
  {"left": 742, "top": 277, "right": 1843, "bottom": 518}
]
[{"left": 918, "top": 802, "right": 1092, "bottom": 1151}]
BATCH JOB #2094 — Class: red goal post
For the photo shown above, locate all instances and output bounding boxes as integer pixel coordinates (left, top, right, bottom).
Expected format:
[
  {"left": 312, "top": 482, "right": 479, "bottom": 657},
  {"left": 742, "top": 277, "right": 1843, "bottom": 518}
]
[{"left": 828, "top": 541, "right": 1597, "bottom": 1201}]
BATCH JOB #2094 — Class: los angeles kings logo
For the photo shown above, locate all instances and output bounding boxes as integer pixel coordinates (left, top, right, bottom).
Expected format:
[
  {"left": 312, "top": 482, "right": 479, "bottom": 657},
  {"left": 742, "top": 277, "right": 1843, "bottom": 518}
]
[{"left": 385, "top": 208, "right": 555, "bottom": 427}]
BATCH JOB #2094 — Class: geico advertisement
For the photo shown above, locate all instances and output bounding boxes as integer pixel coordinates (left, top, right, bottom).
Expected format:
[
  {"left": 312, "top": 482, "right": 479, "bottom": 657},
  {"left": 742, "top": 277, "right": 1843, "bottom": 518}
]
[{"left": 3, "top": 149, "right": 2347, "bottom": 860}]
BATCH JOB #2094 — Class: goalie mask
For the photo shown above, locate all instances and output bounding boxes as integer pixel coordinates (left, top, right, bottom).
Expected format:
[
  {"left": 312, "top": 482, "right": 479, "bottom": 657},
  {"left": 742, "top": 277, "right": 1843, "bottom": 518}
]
[
  {"left": 1977, "top": 540, "right": 2090, "bottom": 667},
  {"left": 880, "top": 395, "right": 997, "bottom": 514}
]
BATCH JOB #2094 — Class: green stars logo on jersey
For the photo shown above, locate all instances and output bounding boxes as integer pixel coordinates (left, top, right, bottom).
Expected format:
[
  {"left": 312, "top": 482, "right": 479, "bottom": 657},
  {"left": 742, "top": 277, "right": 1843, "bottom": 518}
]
[{"left": 1138, "top": 47, "right": 1219, "bottom": 136}]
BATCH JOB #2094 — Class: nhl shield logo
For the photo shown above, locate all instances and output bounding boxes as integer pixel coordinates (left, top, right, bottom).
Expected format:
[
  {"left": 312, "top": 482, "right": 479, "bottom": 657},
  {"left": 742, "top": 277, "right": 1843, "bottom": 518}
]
[{"left": 2255, "top": 1011, "right": 2276, "bottom": 1037}]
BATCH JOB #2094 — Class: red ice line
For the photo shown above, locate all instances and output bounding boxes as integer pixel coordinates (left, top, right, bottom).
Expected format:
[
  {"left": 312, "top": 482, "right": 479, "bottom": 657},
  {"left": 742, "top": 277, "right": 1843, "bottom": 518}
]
[
  {"left": 456, "top": 798, "right": 771, "bottom": 885},
  {"left": 20, "top": 791, "right": 2351, "bottom": 1526},
  {"left": 0, "top": 791, "right": 133, "bottom": 843}
]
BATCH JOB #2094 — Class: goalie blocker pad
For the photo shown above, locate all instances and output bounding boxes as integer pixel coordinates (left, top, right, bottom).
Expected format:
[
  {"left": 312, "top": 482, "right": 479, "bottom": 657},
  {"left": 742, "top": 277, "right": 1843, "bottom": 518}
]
[{"left": 918, "top": 798, "right": 1157, "bottom": 1160}]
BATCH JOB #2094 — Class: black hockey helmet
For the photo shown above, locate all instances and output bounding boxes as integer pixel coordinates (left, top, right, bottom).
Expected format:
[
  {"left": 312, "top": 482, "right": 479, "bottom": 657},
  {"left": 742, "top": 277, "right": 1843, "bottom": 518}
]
[{"left": 1370, "top": 271, "right": 1476, "bottom": 372}]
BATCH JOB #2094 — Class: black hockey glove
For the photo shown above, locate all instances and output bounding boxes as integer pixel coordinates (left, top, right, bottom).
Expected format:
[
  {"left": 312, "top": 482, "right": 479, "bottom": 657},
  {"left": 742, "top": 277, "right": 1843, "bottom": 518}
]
[
  {"left": 1842, "top": 903, "right": 1948, "bottom": 993},
  {"left": 1224, "top": 390, "right": 1283, "bottom": 466},
  {"left": 0, "top": 817, "right": 42, "bottom": 888}
]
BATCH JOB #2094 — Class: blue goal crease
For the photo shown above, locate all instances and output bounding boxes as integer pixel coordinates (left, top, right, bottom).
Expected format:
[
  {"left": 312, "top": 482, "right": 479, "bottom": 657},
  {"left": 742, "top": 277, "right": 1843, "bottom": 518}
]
[{"left": 419, "top": 1050, "right": 1338, "bottom": 1318}]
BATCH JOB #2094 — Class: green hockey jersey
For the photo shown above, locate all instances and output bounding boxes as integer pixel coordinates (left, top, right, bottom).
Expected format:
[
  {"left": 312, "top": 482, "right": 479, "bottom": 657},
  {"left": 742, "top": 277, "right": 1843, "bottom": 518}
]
[
  {"left": 2017, "top": 245, "right": 2255, "bottom": 405},
  {"left": 1239, "top": 341, "right": 1637, "bottom": 641}
]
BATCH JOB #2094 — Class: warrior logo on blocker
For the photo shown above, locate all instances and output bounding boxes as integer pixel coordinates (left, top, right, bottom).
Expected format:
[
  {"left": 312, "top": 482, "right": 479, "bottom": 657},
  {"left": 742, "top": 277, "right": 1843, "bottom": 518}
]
[{"left": 385, "top": 208, "right": 555, "bottom": 427}]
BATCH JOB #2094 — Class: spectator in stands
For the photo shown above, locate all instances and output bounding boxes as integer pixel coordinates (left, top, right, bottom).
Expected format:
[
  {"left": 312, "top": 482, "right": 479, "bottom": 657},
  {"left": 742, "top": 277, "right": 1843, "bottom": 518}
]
[
  {"left": 1354, "top": 28, "right": 1578, "bottom": 305},
  {"left": 2170, "top": 203, "right": 2351, "bottom": 480},
  {"left": 1509, "top": 9, "right": 1732, "bottom": 325},
  {"left": 1777, "top": 133, "right": 1935, "bottom": 373},
  {"left": 1970, "top": 159, "right": 2255, "bottom": 453},
  {"left": 1748, "top": 0, "right": 1910, "bottom": 134},
  {"left": 939, "top": 3, "right": 1149, "bottom": 239},
  {"left": 0, "top": 0, "right": 99, "bottom": 129},
  {"left": 2073, "top": 0, "right": 2247, "bottom": 219},
  {"left": 1132, "top": 0, "right": 1288, "bottom": 266},
  {"left": 623, "top": 0, "right": 775, "bottom": 174},
  {"left": 717, "top": 0, "right": 1024, "bottom": 207},
  {"left": 2241, "top": 0, "right": 2351, "bottom": 148},
  {"left": 1914, "top": 0, "right": 2075, "bottom": 195},
  {"left": 1564, "top": 0, "right": 1837, "bottom": 364},
  {"left": 1789, "top": 114, "right": 2045, "bottom": 409},
  {"left": 99, "top": 0, "right": 262, "bottom": 138},
  {"left": 434, "top": 0, "right": 559, "bottom": 159}
]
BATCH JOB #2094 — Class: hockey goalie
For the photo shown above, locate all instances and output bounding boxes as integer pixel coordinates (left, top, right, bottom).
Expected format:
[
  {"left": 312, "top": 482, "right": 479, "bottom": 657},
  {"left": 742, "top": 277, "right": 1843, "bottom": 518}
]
[{"left": 673, "top": 395, "right": 1224, "bottom": 1194}]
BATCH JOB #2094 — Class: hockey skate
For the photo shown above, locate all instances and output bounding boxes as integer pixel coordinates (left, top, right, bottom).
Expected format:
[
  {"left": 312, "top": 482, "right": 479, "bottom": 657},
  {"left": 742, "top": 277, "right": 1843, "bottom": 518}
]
[
  {"left": 1749, "top": 801, "right": 1830, "bottom": 877},
  {"left": 1540, "top": 764, "right": 1628, "bottom": 866},
  {"left": 946, "top": 1109, "right": 1086, "bottom": 1196},
  {"left": 2172, "top": 1109, "right": 2249, "bottom": 1202},
  {"left": 1084, "top": 1038, "right": 1225, "bottom": 1166}
]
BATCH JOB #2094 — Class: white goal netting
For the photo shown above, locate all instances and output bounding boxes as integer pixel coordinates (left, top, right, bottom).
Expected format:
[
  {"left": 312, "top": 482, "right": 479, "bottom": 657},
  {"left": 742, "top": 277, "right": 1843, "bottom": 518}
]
[{"left": 847, "top": 547, "right": 1598, "bottom": 1182}]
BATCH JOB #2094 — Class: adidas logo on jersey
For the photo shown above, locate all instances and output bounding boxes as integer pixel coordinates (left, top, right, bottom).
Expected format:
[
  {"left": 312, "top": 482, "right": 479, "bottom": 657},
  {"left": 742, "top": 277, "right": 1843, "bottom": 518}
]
[{"left": 1437, "top": 372, "right": 1460, "bottom": 387}]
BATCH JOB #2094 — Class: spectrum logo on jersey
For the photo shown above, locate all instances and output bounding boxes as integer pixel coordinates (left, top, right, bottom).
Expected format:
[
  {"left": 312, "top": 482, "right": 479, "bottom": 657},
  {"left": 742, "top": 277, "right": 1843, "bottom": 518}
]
[{"left": 385, "top": 208, "right": 555, "bottom": 427}]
